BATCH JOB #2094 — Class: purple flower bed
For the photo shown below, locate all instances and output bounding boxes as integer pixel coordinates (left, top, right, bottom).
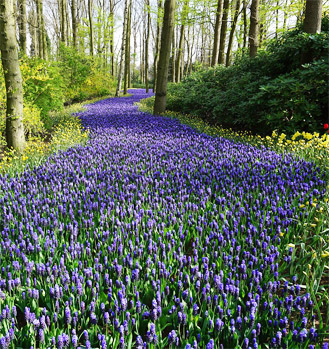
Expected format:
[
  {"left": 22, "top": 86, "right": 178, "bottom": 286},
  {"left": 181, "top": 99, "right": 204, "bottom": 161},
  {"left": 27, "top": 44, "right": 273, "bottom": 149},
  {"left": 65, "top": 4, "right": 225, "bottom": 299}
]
[{"left": 0, "top": 89, "right": 326, "bottom": 348}]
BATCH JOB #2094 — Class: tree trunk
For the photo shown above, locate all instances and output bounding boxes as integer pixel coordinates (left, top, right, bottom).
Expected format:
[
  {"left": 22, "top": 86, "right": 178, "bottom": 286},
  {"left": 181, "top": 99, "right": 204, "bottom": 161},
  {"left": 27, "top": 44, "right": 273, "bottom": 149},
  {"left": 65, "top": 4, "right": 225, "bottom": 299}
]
[
  {"left": 249, "top": 0, "right": 259, "bottom": 57},
  {"left": 171, "top": 24, "right": 176, "bottom": 83},
  {"left": 36, "top": 0, "right": 44, "bottom": 58},
  {"left": 29, "top": 9, "right": 38, "bottom": 56},
  {"left": 176, "top": 0, "right": 189, "bottom": 82},
  {"left": 41, "top": 0, "right": 47, "bottom": 59},
  {"left": 115, "top": 0, "right": 129, "bottom": 96},
  {"left": 124, "top": 1, "right": 131, "bottom": 94},
  {"left": 59, "top": 0, "right": 66, "bottom": 44},
  {"left": 71, "top": 0, "right": 77, "bottom": 48},
  {"left": 17, "top": 0, "right": 27, "bottom": 54},
  {"left": 303, "top": 0, "right": 322, "bottom": 34},
  {"left": 154, "top": 0, "right": 176, "bottom": 114},
  {"left": 153, "top": 0, "right": 163, "bottom": 93},
  {"left": 218, "top": 0, "right": 229, "bottom": 64},
  {"left": 145, "top": 0, "right": 151, "bottom": 92},
  {"left": 226, "top": 0, "right": 241, "bottom": 66},
  {"left": 0, "top": 0, "right": 25, "bottom": 152},
  {"left": 242, "top": 0, "right": 247, "bottom": 49},
  {"left": 109, "top": 0, "right": 114, "bottom": 76},
  {"left": 211, "top": 0, "right": 223, "bottom": 66},
  {"left": 88, "top": 0, "right": 94, "bottom": 55}
]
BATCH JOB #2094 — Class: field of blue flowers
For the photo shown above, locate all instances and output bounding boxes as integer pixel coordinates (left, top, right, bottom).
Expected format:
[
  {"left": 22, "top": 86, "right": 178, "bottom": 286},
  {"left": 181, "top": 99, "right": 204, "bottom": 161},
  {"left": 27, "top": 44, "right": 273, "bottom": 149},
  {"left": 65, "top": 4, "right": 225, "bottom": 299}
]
[{"left": 0, "top": 89, "right": 327, "bottom": 348}]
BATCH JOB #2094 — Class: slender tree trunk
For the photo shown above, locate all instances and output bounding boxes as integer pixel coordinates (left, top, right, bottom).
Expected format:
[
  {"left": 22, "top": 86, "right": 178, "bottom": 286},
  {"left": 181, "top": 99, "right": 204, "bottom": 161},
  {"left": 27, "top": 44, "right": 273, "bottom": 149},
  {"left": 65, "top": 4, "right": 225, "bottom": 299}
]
[
  {"left": 275, "top": 0, "right": 279, "bottom": 38},
  {"left": 60, "top": 0, "right": 66, "bottom": 44},
  {"left": 88, "top": 0, "right": 94, "bottom": 55},
  {"left": 242, "top": 0, "right": 247, "bottom": 49},
  {"left": 176, "top": 24, "right": 185, "bottom": 82},
  {"left": 0, "top": 0, "right": 25, "bottom": 152},
  {"left": 303, "top": 0, "right": 322, "bottom": 34},
  {"left": 36, "top": 0, "right": 44, "bottom": 58},
  {"left": 29, "top": 9, "right": 38, "bottom": 56},
  {"left": 218, "top": 0, "right": 229, "bottom": 64},
  {"left": 109, "top": 0, "right": 115, "bottom": 76},
  {"left": 145, "top": 0, "right": 151, "bottom": 92},
  {"left": 71, "top": 0, "right": 77, "bottom": 48},
  {"left": 124, "top": 2, "right": 131, "bottom": 94},
  {"left": 154, "top": 0, "right": 176, "bottom": 114},
  {"left": 176, "top": 0, "right": 189, "bottom": 82},
  {"left": 211, "top": 0, "right": 223, "bottom": 65},
  {"left": 17, "top": 0, "right": 27, "bottom": 54},
  {"left": 116, "top": 0, "right": 129, "bottom": 96},
  {"left": 153, "top": 0, "right": 163, "bottom": 93},
  {"left": 171, "top": 24, "right": 176, "bottom": 83},
  {"left": 249, "top": 0, "right": 259, "bottom": 57},
  {"left": 226, "top": 0, "right": 241, "bottom": 66},
  {"left": 41, "top": 0, "right": 47, "bottom": 59}
]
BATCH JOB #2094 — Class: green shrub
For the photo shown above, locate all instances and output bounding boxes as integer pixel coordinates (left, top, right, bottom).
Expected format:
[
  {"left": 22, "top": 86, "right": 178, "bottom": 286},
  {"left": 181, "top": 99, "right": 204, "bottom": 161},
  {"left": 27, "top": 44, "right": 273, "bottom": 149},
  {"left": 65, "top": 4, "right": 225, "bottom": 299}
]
[{"left": 167, "top": 25, "right": 329, "bottom": 135}]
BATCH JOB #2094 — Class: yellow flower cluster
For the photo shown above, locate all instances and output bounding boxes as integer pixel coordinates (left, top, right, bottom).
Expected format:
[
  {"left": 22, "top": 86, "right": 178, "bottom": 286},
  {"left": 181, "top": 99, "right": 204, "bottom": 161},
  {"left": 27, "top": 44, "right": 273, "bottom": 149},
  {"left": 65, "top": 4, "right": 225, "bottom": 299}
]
[
  {"left": 0, "top": 121, "right": 88, "bottom": 176},
  {"left": 139, "top": 98, "right": 329, "bottom": 172}
]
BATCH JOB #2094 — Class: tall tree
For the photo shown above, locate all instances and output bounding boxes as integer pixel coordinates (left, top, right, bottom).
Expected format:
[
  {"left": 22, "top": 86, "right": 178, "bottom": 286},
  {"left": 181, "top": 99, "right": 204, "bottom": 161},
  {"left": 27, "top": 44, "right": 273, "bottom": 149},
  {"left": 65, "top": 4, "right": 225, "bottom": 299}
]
[
  {"left": 71, "top": 0, "right": 77, "bottom": 48},
  {"left": 154, "top": 0, "right": 176, "bottom": 114},
  {"left": 249, "top": 0, "right": 259, "bottom": 57},
  {"left": 153, "top": 0, "right": 163, "bottom": 93},
  {"left": 36, "top": 0, "right": 44, "bottom": 58},
  {"left": 109, "top": 0, "right": 115, "bottom": 75},
  {"left": 145, "top": 0, "right": 151, "bottom": 92},
  {"left": 124, "top": 1, "right": 131, "bottom": 94},
  {"left": 88, "top": 0, "right": 94, "bottom": 55},
  {"left": 303, "top": 0, "right": 322, "bottom": 34},
  {"left": 226, "top": 0, "right": 241, "bottom": 66},
  {"left": 0, "top": 0, "right": 25, "bottom": 152},
  {"left": 176, "top": 0, "right": 189, "bottom": 82},
  {"left": 115, "top": 0, "right": 129, "bottom": 96},
  {"left": 17, "top": 0, "right": 27, "bottom": 54},
  {"left": 59, "top": 0, "right": 67, "bottom": 44},
  {"left": 218, "top": 0, "right": 229, "bottom": 64},
  {"left": 211, "top": 0, "right": 223, "bottom": 66}
]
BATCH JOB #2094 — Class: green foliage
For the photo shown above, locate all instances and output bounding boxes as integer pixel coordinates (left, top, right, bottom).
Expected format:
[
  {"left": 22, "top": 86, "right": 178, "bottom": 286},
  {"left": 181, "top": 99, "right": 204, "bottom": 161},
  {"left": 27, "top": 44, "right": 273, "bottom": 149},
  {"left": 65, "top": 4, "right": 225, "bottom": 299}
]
[
  {"left": 167, "top": 27, "right": 329, "bottom": 135},
  {"left": 21, "top": 57, "right": 65, "bottom": 117},
  {"left": 58, "top": 45, "right": 116, "bottom": 103}
]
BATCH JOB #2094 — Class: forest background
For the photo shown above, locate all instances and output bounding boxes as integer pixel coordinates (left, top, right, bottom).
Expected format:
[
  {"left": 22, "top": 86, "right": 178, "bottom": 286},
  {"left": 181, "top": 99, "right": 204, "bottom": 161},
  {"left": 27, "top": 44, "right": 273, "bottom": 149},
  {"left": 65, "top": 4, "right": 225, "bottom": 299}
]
[{"left": 0, "top": 0, "right": 328, "bottom": 162}]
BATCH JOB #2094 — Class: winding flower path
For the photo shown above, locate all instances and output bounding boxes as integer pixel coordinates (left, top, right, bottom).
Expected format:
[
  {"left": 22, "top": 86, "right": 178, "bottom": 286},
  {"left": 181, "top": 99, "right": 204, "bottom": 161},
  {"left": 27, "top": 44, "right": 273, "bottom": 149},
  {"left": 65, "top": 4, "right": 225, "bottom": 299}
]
[{"left": 0, "top": 89, "right": 326, "bottom": 348}]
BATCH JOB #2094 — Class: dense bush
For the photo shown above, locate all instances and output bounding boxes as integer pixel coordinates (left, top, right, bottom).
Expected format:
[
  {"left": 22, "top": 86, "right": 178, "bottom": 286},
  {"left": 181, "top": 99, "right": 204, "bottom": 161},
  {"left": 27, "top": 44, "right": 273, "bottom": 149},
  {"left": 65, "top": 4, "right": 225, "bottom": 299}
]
[{"left": 167, "top": 26, "right": 329, "bottom": 135}]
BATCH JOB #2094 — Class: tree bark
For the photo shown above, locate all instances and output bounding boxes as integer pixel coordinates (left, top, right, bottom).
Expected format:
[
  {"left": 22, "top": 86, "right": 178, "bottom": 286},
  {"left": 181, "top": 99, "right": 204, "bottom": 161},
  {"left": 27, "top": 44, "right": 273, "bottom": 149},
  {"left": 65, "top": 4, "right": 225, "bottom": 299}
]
[
  {"left": 176, "top": 0, "right": 189, "bottom": 82},
  {"left": 226, "top": 0, "right": 241, "bottom": 66},
  {"left": 109, "top": 0, "right": 114, "bottom": 75},
  {"left": 17, "top": 0, "right": 27, "bottom": 54},
  {"left": 154, "top": 0, "right": 176, "bottom": 114},
  {"left": 303, "top": 0, "right": 322, "bottom": 34},
  {"left": 88, "top": 0, "right": 94, "bottom": 55},
  {"left": 71, "top": 0, "right": 77, "bottom": 48},
  {"left": 0, "top": 0, "right": 25, "bottom": 152},
  {"left": 153, "top": 0, "right": 163, "bottom": 93},
  {"left": 218, "top": 0, "right": 229, "bottom": 64},
  {"left": 171, "top": 24, "right": 176, "bottom": 83},
  {"left": 145, "top": 0, "right": 151, "bottom": 92},
  {"left": 36, "top": 0, "right": 44, "bottom": 58},
  {"left": 249, "top": 0, "right": 259, "bottom": 57},
  {"left": 211, "top": 0, "right": 223, "bottom": 66},
  {"left": 124, "top": 1, "right": 131, "bottom": 94},
  {"left": 115, "top": 0, "right": 129, "bottom": 96},
  {"left": 242, "top": 0, "right": 247, "bottom": 49},
  {"left": 28, "top": 9, "right": 38, "bottom": 56},
  {"left": 59, "top": 0, "right": 66, "bottom": 44}
]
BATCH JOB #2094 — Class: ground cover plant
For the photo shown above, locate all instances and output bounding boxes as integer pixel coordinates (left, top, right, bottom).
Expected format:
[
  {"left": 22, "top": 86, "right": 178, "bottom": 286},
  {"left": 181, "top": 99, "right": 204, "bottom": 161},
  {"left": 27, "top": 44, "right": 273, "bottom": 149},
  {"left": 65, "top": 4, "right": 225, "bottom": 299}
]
[{"left": 0, "top": 89, "right": 328, "bottom": 348}]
